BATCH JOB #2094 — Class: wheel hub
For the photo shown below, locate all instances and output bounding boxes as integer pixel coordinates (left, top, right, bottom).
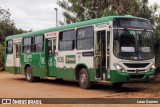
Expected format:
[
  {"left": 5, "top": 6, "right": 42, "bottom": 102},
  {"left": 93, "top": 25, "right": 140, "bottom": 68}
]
[
  {"left": 26, "top": 69, "right": 31, "bottom": 80},
  {"left": 80, "top": 73, "right": 86, "bottom": 84}
]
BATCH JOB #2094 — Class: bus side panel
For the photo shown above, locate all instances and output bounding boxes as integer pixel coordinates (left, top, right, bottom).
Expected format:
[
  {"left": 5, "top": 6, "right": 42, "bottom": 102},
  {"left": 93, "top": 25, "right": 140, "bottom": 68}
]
[
  {"left": 88, "top": 69, "right": 95, "bottom": 81},
  {"left": 110, "top": 70, "right": 129, "bottom": 83},
  {"left": 55, "top": 67, "right": 95, "bottom": 81},
  {"left": 5, "top": 54, "right": 15, "bottom": 73},
  {"left": 32, "top": 53, "right": 47, "bottom": 77},
  {"left": 19, "top": 66, "right": 25, "bottom": 74},
  {"left": 56, "top": 51, "right": 95, "bottom": 81},
  {"left": 5, "top": 67, "right": 15, "bottom": 73},
  {"left": 56, "top": 68, "right": 74, "bottom": 80},
  {"left": 21, "top": 52, "right": 47, "bottom": 77}
]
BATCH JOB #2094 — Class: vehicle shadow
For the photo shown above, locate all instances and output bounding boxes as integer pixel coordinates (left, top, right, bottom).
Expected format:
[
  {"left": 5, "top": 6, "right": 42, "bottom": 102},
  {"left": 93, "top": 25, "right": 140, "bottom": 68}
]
[{"left": 13, "top": 77, "right": 147, "bottom": 93}]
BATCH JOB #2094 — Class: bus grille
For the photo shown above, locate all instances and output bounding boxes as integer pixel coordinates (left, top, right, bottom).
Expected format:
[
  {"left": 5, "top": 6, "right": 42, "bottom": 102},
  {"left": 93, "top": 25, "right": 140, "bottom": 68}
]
[
  {"left": 129, "top": 74, "right": 145, "bottom": 79},
  {"left": 127, "top": 70, "right": 146, "bottom": 73},
  {"left": 123, "top": 63, "right": 149, "bottom": 68}
]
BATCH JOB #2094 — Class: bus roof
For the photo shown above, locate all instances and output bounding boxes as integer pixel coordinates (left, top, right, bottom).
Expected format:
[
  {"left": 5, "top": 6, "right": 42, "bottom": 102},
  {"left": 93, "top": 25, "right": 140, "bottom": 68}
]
[{"left": 5, "top": 15, "right": 147, "bottom": 41}]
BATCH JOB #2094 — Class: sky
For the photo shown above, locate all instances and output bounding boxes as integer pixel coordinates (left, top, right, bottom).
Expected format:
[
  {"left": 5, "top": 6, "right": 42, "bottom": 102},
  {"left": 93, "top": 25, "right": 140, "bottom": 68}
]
[
  {"left": 0, "top": 0, "right": 64, "bottom": 31},
  {"left": 0, "top": 0, "right": 160, "bottom": 31}
]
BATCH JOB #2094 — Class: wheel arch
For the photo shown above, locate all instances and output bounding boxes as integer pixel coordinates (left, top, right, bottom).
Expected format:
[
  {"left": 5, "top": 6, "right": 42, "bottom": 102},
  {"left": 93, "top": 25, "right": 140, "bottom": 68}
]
[
  {"left": 24, "top": 63, "right": 31, "bottom": 75},
  {"left": 75, "top": 63, "right": 89, "bottom": 80}
]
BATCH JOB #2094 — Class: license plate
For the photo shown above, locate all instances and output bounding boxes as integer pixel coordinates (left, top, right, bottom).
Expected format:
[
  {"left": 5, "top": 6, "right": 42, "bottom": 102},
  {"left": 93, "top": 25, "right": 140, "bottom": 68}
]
[{"left": 149, "top": 75, "right": 154, "bottom": 79}]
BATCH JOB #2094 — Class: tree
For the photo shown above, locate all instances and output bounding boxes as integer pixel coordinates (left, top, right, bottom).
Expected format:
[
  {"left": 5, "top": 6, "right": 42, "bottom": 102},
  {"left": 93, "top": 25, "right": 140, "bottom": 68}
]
[
  {"left": 154, "top": 16, "right": 160, "bottom": 43},
  {"left": 58, "top": 0, "right": 116, "bottom": 24},
  {"left": 58, "top": 0, "right": 159, "bottom": 25},
  {"left": 154, "top": 14, "right": 160, "bottom": 69},
  {"left": 0, "top": 7, "right": 27, "bottom": 42},
  {"left": 0, "top": 44, "right": 4, "bottom": 71},
  {"left": 0, "top": 7, "right": 27, "bottom": 71}
]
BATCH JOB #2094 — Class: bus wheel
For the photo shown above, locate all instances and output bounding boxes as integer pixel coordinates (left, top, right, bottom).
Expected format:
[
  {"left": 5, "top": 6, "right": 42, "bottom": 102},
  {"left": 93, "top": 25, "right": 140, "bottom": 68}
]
[
  {"left": 112, "top": 82, "right": 123, "bottom": 89},
  {"left": 25, "top": 67, "right": 36, "bottom": 82},
  {"left": 79, "top": 68, "right": 91, "bottom": 89}
]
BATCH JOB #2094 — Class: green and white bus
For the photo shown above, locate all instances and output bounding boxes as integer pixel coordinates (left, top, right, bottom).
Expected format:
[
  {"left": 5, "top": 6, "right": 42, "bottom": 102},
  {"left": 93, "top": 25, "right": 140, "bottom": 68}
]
[{"left": 5, "top": 16, "right": 155, "bottom": 89}]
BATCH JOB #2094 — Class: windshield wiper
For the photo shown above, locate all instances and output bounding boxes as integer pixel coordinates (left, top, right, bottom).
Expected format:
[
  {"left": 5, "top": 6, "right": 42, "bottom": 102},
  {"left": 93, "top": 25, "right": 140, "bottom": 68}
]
[{"left": 141, "top": 29, "right": 147, "bottom": 36}]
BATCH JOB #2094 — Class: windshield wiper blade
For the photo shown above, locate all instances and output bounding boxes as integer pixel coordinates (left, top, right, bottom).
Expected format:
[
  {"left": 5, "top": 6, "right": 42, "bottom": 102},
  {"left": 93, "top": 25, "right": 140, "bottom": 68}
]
[{"left": 141, "top": 29, "right": 147, "bottom": 36}]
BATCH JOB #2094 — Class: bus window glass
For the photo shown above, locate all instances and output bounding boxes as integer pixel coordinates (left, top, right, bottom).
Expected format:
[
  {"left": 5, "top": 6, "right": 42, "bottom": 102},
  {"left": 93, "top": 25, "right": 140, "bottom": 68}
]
[
  {"left": 59, "top": 41, "right": 73, "bottom": 51},
  {"left": 63, "top": 30, "right": 75, "bottom": 40},
  {"left": 113, "top": 29, "right": 154, "bottom": 60},
  {"left": 77, "top": 38, "right": 93, "bottom": 50},
  {"left": 6, "top": 40, "right": 13, "bottom": 54},
  {"left": 113, "top": 18, "right": 153, "bottom": 29},
  {"left": 35, "top": 36, "right": 43, "bottom": 44},
  {"left": 139, "top": 32, "right": 152, "bottom": 53},
  {"left": 59, "top": 30, "right": 75, "bottom": 51},
  {"left": 24, "top": 37, "right": 31, "bottom": 45},
  {"left": 23, "top": 37, "right": 32, "bottom": 53},
  {"left": 35, "top": 35, "right": 44, "bottom": 52},
  {"left": 77, "top": 26, "right": 93, "bottom": 50}
]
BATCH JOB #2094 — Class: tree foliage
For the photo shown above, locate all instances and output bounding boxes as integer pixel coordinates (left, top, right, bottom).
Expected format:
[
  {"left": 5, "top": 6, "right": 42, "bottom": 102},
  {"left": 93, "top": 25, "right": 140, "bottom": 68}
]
[
  {"left": 0, "top": 7, "right": 27, "bottom": 71},
  {"left": 0, "top": 7, "right": 27, "bottom": 42},
  {"left": 58, "top": 0, "right": 159, "bottom": 25},
  {"left": 155, "top": 16, "right": 160, "bottom": 68},
  {"left": 0, "top": 44, "right": 4, "bottom": 71}
]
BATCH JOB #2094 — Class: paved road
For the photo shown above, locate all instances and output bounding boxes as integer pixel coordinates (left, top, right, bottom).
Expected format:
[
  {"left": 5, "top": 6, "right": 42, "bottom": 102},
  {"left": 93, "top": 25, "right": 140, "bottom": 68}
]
[{"left": 0, "top": 72, "right": 159, "bottom": 107}]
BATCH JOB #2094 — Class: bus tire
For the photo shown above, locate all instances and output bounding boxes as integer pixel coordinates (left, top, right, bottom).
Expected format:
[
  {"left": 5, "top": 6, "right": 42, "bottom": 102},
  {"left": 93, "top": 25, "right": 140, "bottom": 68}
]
[
  {"left": 112, "top": 82, "right": 123, "bottom": 89},
  {"left": 79, "top": 68, "right": 91, "bottom": 89},
  {"left": 25, "top": 67, "right": 36, "bottom": 82}
]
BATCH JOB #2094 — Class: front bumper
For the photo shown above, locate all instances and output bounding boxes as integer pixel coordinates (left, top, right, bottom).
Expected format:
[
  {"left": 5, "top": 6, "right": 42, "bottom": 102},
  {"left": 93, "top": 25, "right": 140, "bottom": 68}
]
[{"left": 110, "top": 70, "right": 155, "bottom": 83}]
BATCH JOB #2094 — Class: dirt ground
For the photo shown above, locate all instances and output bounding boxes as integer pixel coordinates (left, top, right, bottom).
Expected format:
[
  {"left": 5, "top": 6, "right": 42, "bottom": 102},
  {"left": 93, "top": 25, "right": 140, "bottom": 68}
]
[{"left": 0, "top": 71, "right": 160, "bottom": 107}]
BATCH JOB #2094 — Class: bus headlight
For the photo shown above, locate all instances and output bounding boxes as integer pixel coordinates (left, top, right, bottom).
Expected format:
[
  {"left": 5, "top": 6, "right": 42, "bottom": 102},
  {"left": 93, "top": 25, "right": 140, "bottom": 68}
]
[
  {"left": 151, "top": 64, "right": 156, "bottom": 69},
  {"left": 147, "top": 64, "right": 155, "bottom": 72},
  {"left": 150, "top": 64, "right": 155, "bottom": 71},
  {"left": 114, "top": 63, "right": 126, "bottom": 73}
]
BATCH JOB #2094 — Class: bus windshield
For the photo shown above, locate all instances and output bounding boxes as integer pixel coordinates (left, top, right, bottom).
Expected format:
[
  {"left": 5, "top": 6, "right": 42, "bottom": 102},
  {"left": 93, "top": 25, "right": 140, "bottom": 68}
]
[{"left": 113, "top": 29, "right": 154, "bottom": 60}]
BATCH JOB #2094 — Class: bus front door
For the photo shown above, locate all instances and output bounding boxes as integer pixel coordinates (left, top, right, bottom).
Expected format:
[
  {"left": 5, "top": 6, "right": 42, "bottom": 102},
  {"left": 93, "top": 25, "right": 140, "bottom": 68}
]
[
  {"left": 13, "top": 43, "right": 21, "bottom": 74},
  {"left": 47, "top": 38, "right": 56, "bottom": 76},
  {"left": 94, "top": 31, "right": 106, "bottom": 80}
]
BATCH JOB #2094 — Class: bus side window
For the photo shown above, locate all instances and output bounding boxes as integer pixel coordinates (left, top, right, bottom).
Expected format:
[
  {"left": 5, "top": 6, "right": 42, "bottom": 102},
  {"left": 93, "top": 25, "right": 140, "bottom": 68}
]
[
  {"left": 23, "top": 37, "right": 32, "bottom": 53},
  {"left": 76, "top": 26, "right": 94, "bottom": 50},
  {"left": 59, "top": 30, "right": 76, "bottom": 51},
  {"left": 6, "top": 40, "right": 13, "bottom": 54},
  {"left": 34, "top": 35, "right": 44, "bottom": 52}
]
